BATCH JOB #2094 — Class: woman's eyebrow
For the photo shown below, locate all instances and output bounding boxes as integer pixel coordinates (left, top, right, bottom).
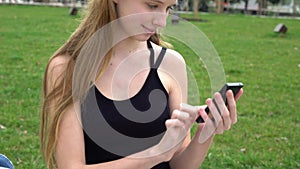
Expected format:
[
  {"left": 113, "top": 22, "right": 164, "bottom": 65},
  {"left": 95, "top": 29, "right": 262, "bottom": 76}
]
[
  {"left": 150, "top": 0, "right": 176, "bottom": 6},
  {"left": 150, "top": 0, "right": 164, "bottom": 4}
]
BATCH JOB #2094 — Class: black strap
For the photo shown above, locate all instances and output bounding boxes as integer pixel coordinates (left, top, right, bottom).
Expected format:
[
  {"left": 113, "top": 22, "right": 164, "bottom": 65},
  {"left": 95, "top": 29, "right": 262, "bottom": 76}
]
[
  {"left": 153, "top": 47, "right": 166, "bottom": 69},
  {"left": 147, "top": 40, "right": 167, "bottom": 69},
  {"left": 147, "top": 40, "right": 153, "bottom": 49},
  {"left": 147, "top": 40, "right": 155, "bottom": 67}
]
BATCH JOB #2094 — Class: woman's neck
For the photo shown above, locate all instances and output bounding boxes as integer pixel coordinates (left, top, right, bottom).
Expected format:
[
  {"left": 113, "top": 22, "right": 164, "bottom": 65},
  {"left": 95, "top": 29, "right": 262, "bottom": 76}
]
[{"left": 112, "top": 39, "right": 148, "bottom": 59}]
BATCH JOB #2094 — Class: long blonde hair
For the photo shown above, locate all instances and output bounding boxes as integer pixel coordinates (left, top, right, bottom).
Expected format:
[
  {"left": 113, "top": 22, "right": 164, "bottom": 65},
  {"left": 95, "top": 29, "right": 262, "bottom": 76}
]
[{"left": 40, "top": 0, "right": 169, "bottom": 168}]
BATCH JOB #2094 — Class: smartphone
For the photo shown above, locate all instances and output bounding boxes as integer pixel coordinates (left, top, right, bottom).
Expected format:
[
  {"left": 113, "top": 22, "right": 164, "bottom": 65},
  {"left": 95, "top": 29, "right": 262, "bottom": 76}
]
[{"left": 196, "top": 82, "right": 243, "bottom": 123}]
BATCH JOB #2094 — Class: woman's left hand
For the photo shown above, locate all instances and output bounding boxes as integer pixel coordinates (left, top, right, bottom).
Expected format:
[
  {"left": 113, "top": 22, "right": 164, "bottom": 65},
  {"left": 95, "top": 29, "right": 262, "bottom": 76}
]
[{"left": 196, "top": 89, "right": 243, "bottom": 142}]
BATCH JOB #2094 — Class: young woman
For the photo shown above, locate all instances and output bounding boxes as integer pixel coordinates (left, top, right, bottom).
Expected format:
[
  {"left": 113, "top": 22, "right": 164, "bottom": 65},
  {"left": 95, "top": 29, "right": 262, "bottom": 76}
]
[{"left": 40, "top": 0, "right": 243, "bottom": 168}]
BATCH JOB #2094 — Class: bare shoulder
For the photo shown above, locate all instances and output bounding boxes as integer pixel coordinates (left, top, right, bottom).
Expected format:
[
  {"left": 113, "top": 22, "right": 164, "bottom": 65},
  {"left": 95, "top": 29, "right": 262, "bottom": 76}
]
[
  {"left": 154, "top": 45, "right": 188, "bottom": 110},
  {"left": 47, "top": 55, "right": 71, "bottom": 72},
  {"left": 152, "top": 43, "right": 188, "bottom": 92},
  {"left": 165, "top": 48, "right": 186, "bottom": 65},
  {"left": 151, "top": 42, "right": 186, "bottom": 67},
  {"left": 47, "top": 55, "right": 72, "bottom": 76},
  {"left": 46, "top": 55, "right": 72, "bottom": 90}
]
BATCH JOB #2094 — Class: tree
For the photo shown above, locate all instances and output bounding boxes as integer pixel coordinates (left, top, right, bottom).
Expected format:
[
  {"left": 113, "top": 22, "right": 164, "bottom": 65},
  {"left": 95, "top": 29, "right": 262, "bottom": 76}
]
[
  {"left": 243, "top": 0, "right": 249, "bottom": 14},
  {"left": 193, "top": 0, "right": 200, "bottom": 18},
  {"left": 185, "top": 0, "right": 190, "bottom": 12},
  {"left": 292, "top": 0, "right": 299, "bottom": 16},
  {"left": 267, "top": 0, "right": 280, "bottom": 4},
  {"left": 216, "top": 0, "right": 224, "bottom": 13},
  {"left": 258, "top": 0, "right": 268, "bottom": 15}
]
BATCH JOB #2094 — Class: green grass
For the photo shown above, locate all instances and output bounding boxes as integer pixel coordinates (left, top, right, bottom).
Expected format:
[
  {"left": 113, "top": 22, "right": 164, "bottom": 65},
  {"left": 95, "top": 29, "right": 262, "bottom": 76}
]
[{"left": 0, "top": 5, "right": 299, "bottom": 169}]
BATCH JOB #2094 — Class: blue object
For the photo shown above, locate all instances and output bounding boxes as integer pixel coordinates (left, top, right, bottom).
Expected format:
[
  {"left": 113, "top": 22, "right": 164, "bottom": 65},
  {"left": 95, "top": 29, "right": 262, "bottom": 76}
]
[{"left": 0, "top": 154, "right": 14, "bottom": 169}]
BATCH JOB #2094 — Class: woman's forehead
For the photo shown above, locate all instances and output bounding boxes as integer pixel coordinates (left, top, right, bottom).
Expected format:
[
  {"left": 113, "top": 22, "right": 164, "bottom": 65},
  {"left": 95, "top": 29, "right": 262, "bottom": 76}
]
[{"left": 149, "top": 0, "right": 176, "bottom": 4}]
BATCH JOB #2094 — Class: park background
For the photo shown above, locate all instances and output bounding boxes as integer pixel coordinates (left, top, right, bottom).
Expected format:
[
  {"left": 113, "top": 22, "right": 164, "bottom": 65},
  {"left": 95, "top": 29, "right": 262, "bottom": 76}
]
[{"left": 0, "top": 1, "right": 299, "bottom": 169}]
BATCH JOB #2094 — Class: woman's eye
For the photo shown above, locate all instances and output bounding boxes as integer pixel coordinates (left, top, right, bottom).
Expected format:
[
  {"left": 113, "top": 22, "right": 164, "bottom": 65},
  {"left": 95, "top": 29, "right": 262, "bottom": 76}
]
[
  {"left": 148, "top": 4, "right": 158, "bottom": 9},
  {"left": 167, "top": 5, "right": 175, "bottom": 13}
]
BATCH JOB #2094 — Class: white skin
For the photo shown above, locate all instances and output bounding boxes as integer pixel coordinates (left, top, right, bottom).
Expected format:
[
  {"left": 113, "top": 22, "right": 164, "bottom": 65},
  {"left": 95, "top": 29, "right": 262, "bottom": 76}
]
[{"left": 48, "top": 0, "right": 244, "bottom": 168}]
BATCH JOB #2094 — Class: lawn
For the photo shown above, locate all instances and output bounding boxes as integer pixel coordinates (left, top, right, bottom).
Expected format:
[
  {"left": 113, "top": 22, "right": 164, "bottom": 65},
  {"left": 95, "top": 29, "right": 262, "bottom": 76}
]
[{"left": 0, "top": 5, "right": 299, "bottom": 169}]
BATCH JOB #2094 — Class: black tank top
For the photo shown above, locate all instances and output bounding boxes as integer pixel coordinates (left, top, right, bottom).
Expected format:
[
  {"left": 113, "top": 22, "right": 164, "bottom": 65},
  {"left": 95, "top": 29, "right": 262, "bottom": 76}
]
[{"left": 81, "top": 41, "right": 171, "bottom": 169}]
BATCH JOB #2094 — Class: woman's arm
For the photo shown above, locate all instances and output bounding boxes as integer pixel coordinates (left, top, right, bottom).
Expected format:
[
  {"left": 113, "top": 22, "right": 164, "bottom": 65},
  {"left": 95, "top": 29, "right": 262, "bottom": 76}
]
[{"left": 159, "top": 49, "right": 243, "bottom": 169}]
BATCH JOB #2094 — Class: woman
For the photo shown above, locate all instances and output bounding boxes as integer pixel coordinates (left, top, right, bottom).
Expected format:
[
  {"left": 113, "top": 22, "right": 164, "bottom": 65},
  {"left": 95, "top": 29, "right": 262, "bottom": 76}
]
[{"left": 40, "top": 0, "right": 243, "bottom": 168}]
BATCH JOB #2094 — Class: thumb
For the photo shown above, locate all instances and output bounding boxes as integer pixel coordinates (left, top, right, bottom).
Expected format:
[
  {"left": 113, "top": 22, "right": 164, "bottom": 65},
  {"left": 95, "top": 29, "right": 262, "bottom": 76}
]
[
  {"left": 165, "top": 119, "right": 182, "bottom": 129},
  {"left": 198, "top": 107, "right": 209, "bottom": 122},
  {"left": 195, "top": 108, "right": 207, "bottom": 135}
]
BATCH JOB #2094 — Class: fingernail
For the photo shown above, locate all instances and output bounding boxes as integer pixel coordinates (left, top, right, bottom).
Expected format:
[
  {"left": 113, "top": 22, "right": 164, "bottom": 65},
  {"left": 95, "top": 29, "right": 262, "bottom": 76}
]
[
  {"left": 174, "top": 110, "right": 190, "bottom": 118},
  {"left": 181, "top": 112, "right": 190, "bottom": 118}
]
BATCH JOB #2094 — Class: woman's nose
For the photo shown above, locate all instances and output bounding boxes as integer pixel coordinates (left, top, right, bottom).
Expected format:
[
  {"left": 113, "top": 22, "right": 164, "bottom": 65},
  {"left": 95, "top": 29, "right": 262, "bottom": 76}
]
[{"left": 152, "top": 12, "right": 168, "bottom": 28}]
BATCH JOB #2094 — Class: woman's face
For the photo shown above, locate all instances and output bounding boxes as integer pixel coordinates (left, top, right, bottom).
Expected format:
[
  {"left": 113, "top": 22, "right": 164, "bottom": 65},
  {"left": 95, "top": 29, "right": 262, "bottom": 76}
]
[{"left": 113, "top": 0, "right": 176, "bottom": 41}]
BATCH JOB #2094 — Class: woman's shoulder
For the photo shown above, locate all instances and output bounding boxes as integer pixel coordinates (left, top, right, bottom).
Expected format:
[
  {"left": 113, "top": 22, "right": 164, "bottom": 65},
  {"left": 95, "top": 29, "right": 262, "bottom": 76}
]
[
  {"left": 48, "top": 54, "right": 71, "bottom": 68},
  {"left": 45, "top": 54, "right": 72, "bottom": 89},
  {"left": 165, "top": 48, "right": 185, "bottom": 64},
  {"left": 151, "top": 42, "right": 186, "bottom": 66},
  {"left": 47, "top": 55, "right": 72, "bottom": 74},
  {"left": 151, "top": 43, "right": 187, "bottom": 83}
]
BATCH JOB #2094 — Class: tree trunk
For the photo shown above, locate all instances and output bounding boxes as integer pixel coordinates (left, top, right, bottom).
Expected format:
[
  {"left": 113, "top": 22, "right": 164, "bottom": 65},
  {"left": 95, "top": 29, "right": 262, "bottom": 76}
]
[
  {"left": 186, "top": 0, "right": 190, "bottom": 12},
  {"left": 292, "top": 0, "right": 297, "bottom": 16},
  {"left": 244, "top": 0, "right": 249, "bottom": 14},
  {"left": 258, "top": 0, "right": 262, "bottom": 15},
  {"left": 216, "top": 0, "right": 224, "bottom": 14},
  {"left": 258, "top": 0, "right": 268, "bottom": 15},
  {"left": 193, "top": 0, "right": 199, "bottom": 19}
]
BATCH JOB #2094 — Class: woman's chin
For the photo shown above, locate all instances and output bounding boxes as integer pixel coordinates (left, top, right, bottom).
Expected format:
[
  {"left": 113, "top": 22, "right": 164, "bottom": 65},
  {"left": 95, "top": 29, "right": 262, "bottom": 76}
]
[{"left": 131, "top": 33, "right": 154, "bottom": 42}]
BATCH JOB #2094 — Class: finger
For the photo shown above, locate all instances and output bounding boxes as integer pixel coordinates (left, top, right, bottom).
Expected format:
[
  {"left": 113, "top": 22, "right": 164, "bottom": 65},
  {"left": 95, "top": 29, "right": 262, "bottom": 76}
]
[
  {"left": 226, "top": 90, "right": 237, "bottom": 124},
  {"left": 198, "top": 107, "right": 209, "bottom": 122},
  {"left": 180, "top": 103, "right": 198, "bottom": 120},
  {"left": 165, "top": 119, "right": 187, "bottom": 141},
  {"left": 214, "top": 92, "right": 231, "bottom": 130},
  {"left": 195, "top": 105, "right": 207, "bottom": 111},
  {"left": 196, "top": 108, "right": 209, "bottom": 132},
  {"left": 174, "top": 110, "right": 197, "bottom": 131},
  {"left": 214, "top": 120, "right": 224, "bottom": 134},
  {"left": 172, "top": 110, "right": 190, "bottom": 123},
  {"left": 221, "top": 106, "right": 231, "bottom": 131},
  {"left": 180, "top": 103, "right": 197, "bottom": 112},
  {"left": 235, "top": 88, "right": 243, "bottom": 101},
  {"left": 212, "top": 93, "right": 226, "bottom": 117},
  {"left": 206, "top": 97, "right": 222, "bottom": 126},
  {"left": 197, "top": 109, "right": 218, "bottom": 143},
  {"left": 165, "top": 118, "right": 184, "bottom": 129}
]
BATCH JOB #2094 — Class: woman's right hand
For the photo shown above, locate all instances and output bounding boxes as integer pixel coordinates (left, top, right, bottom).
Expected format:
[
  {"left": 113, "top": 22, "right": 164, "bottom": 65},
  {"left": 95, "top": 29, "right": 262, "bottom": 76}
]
[
  {"left": 152, "top": 107, "right": 198, "bottom": 162},
  {"left": 128, "top": 106, "right": 197, "bottom": 163}
]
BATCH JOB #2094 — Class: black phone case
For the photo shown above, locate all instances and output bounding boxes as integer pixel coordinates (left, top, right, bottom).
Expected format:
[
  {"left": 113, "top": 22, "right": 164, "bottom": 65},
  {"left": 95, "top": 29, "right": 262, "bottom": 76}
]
[{"left": 196, "top": 82, "right": 243, "bottom": 123}]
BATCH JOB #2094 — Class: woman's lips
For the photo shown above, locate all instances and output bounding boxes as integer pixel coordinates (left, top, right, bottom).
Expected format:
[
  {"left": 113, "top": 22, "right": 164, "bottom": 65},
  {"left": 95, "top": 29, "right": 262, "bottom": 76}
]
[{"left": 142, "top": 25, "right": 155, "bottom": 35}]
